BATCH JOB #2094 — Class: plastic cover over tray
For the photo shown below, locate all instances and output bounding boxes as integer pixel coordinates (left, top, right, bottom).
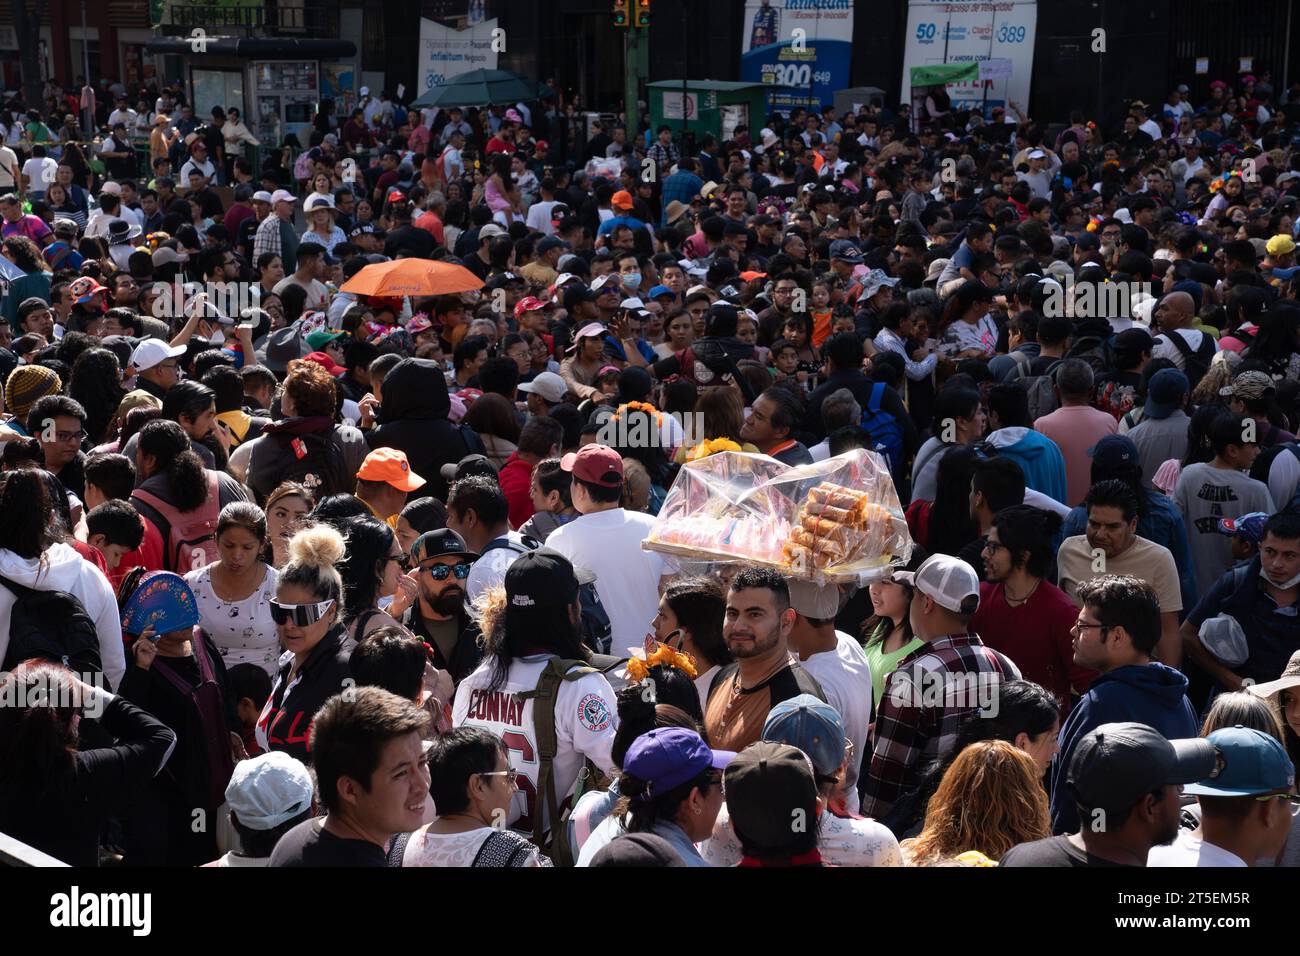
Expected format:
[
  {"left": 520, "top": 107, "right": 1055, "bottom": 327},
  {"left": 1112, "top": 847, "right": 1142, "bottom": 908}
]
[{"left": 643, "top": 448, "right": 913, "bottom": 583}]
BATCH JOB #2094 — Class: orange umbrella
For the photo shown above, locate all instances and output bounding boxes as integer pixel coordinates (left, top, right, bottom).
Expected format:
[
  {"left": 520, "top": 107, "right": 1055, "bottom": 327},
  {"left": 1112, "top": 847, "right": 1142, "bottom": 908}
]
[{"left": 339, "top": 259, "right": 484, "bottom": 297}]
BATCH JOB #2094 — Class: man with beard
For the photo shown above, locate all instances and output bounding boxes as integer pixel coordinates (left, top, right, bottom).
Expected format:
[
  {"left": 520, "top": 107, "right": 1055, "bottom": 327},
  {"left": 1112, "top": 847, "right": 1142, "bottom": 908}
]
[
  {"left": 1001, "top": 722, "right": 1215, "bottom": 867},
  {"left": 405, "top": 529, "right": 483, "bottom": 684},
  {"left": 703, "top": 566, "right": 825, "bottom": 753}
]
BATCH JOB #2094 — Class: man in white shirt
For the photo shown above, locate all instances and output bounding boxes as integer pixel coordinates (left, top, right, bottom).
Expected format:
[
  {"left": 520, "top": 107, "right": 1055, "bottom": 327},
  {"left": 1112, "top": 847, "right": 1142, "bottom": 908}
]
[
  {"left": 546, "top": 445, "right": 672, "bottom": 652},
  {"left": 107, "top": 98, "right": 138, "bottom": 130},
  {"left": 1151, "top": 290, "right": 1218, "bottom": 373},
  {"left": 1133, "top": 101, "right": 1163, "bottom": 141},
  {"left": 1149, "top": 726, "right": 1294, "bottom": 867},
  {"left": 0, "top": 142, "right": 20, "bottom": 193},
  {"left": 786, "top": 580, "right": 872, "bottom": 813},
  {"left": 21, "top": 147, "right": 58, "bottom": 199}
]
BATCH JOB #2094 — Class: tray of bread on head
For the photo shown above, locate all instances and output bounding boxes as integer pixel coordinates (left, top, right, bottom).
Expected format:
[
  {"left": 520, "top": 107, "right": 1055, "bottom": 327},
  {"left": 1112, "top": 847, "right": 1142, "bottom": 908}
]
[{"left": 644, "top": 447, "right": 913, "bottom": 583}]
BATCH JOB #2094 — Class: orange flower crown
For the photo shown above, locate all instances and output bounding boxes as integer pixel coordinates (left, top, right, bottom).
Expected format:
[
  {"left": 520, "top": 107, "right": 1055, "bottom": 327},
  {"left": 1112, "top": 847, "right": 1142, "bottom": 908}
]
[
  {"left": 626, "top": 644, "right": 698, "bottom": 682},
  {"left": 685, "top": 437, "right": 741, "bottom": 461},
  {"left": 611, "top": 400, "right": 664, "bottom": 427}
]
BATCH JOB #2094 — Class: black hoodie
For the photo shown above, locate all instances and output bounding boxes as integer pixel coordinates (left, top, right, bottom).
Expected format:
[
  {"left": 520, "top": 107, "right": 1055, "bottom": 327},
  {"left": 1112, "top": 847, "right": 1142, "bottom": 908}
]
[{"left": 366, "top": 358, "right": 485, "bottom": 500}]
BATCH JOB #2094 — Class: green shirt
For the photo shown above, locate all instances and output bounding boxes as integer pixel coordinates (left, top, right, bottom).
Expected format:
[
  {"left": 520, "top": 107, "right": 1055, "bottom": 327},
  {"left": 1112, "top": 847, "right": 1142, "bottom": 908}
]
[{"left": 863, "top": 620, "right": 924, "bottom": 709}]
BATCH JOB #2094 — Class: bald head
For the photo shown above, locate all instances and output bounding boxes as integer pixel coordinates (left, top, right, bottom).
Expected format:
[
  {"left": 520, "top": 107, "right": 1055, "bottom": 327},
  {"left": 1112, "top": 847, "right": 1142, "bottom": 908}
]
[{"left": 1156, "top": 291, "right": 1195, "bottom": 330}]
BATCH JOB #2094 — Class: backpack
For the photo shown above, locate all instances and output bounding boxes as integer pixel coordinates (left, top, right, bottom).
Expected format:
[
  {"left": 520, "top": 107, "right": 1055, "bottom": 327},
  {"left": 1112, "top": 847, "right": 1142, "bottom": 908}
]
[
  {"left": 859, "top": 382, "right": 904, "bottom": 473},
  {"left": 515, "top": 654, "right": 624, "bottom": 866},
  {"left": 1019, "top": 359, "right": 1062, "bottom": 422},
  {"left": 268, "top": 429, "right": 350, "bottom": 500},
  {"left": 481, "top": 535, "right": 613, "bottom": 655},
  {"left": 1164, "top": 330, "right": 1215, "bottom": 387},
  {"left": 1066, "top": 334, "right": 1113, "bottom": 377},
  {"left": 0, "top": 574, "right": 103, "bottom": 678},
  {"left": 131, "top": 471, "right": 222, "bottom": 573}
]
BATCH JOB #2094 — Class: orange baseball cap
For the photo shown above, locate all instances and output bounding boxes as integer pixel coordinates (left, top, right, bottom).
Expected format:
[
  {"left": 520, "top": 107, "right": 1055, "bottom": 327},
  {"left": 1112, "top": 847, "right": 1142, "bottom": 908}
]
[
  {"left": 611, "top": 190, "right": 634, "bottom": 210},
  {"left": 357, "top": 448, "right": 426, "bottom": 492}
]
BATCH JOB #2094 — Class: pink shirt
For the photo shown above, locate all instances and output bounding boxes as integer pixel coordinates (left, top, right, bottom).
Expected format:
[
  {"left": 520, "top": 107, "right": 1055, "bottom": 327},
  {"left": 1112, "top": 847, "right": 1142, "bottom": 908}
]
[{"left": 1034, "top": 404, "right": 1118, "bottom": 507}]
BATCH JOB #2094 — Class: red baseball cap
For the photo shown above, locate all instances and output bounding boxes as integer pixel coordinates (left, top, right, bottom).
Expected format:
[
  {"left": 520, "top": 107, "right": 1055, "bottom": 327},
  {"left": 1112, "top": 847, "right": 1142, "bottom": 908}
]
[
  {"left": 304, "top": 350, "right": 346, "bottom": 377},
  {"left": 513, "top": 296, "right": 548, "bottom": 320},
  {"left": 561, "top": 443, "right": 624, "bottom": 488}
]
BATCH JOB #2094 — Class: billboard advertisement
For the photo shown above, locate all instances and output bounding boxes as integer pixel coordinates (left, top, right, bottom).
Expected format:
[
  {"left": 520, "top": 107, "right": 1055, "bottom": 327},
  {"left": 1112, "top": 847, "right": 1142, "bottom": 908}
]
[
  {"left": 418, "top": 16, "right": 500, "bottom": 93},
  {"left": 740, "top": 0, "right": 854, "bottom": 115},
  {"left": 901, "top": 0, "right": 1038, "bottom": 120}
]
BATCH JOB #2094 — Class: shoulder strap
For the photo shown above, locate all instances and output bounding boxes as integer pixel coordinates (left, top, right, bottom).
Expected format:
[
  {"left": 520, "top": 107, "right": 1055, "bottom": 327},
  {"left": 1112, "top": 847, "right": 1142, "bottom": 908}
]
[
  {"left": 386, "top": 831, "right": 412, "bottom": 867},
  {"left": 0, "top": 572, "right": 35, "bottom": 600},
  {"left": 867, "top": 382, "right": 885, "bottom": 413},
  {"left": 191, "top": 627, "right": 217, "bottom": 684},
  {"left": 1010, "top": 350, "right": 1031, "bottom": 376}
]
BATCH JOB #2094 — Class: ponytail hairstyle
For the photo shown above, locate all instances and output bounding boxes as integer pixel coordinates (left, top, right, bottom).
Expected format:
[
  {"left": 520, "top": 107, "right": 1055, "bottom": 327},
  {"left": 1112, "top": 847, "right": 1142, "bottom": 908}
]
[
  {"left": 217, "top": 501, "right": 267, "bottom": 544},
  {"left": 278, "top": 522, "right": 345, "bottom": 605},
  {"left": 137, "top": 418, "right": 209, "bottom": 512},
  {"left": 616, "top": 757, "right": 714, "bottom": 835}
]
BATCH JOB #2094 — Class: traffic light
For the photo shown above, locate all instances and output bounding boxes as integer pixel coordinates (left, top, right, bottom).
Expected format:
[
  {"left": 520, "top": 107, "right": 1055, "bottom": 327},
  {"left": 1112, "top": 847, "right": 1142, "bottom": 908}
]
[
  {"left": 635, "top": 0, "right": 652, "bottom": 27},
  {"left": 613, "top": 0, "right": 629, "bottom": 27}
]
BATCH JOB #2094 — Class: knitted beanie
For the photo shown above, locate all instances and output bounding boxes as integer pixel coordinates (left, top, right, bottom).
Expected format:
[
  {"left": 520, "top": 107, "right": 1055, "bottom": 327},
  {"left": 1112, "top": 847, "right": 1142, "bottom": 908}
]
[{"left": 5, "top": 365, "right": 63, "bottom": 425}]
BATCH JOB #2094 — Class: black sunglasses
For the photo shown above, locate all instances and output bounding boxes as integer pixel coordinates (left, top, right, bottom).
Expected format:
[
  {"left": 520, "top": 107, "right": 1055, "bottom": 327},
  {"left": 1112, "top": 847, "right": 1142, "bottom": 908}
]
[{"left": 420, "top": 562, "right": 473, "bottom": 581}]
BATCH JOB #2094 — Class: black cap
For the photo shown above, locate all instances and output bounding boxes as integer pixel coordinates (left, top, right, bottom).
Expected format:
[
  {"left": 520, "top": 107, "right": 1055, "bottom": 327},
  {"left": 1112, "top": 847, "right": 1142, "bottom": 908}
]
[
  {"left": 1068, "top": 722, "right": 1217, "bottom": 813},
  {"left": 410, "top": 528, "right": 479, "bottom": 566},
  {"left": 589, "top": 832, "right": 686, "bottom": 867},
  {"left": 504, "top": 548, "right": 596, "bottom": 610}
]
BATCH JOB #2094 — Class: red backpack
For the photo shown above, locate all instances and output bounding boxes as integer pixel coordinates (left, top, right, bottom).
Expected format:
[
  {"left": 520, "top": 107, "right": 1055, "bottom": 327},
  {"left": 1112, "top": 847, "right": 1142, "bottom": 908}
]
[{"left": 131, "top": 471, "right": 222, "bottom": 573}]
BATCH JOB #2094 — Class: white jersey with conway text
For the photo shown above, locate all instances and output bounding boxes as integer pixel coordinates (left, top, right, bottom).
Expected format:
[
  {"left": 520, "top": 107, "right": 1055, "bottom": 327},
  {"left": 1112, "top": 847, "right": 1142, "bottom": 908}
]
[{"left": 453, "top": 653, "right": 618, "bottom": 835}]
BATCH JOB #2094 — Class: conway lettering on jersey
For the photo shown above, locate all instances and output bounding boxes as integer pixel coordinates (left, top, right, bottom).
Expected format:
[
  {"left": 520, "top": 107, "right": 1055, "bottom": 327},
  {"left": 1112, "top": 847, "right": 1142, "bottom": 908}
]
[
  {"left": 49, "top": 886, "right": 152, "bottom": 936},
  {"left": 464, "top": 688, "right": 527, "bottom": 726}
]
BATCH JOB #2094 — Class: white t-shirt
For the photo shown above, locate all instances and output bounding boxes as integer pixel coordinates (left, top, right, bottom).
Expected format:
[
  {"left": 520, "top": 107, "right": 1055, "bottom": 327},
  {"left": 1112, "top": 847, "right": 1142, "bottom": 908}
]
[
  {"left": 453, "top": 653, "right": 618, "bottom": 835},
  {"left": 694, "top": 663, "right": 722, "bottom": 714},
  {"left": 180, "top": 157, "right": 217, "bottom": 183},
  {"left": 22, "top": 156, "right": 57, "bottom": 192},
  {"left": 545, "top": 508, "right": 671, "bottom": 650},
  {"left": 466, "top": 531, "right": 528, "bottom": 603},
  {"left": 800, "top": 631, "right": 873, "bottom": 814},
  {"left": 0, "top": 145, "right": 19, "bottom": 188},
  {"left": 184, "top": 563, "right": 280, "bottom": 675},
  {"left": 701, "top": 804, "right": 903, "bottom": 867},
  {"left": 1139, "top": 118, "right": 1163, "bottom": 141},
  {"left": 272, "top": 275, "right": 330, "bottom": 312},
  {"left": 525, "top": 200, "right": 560, "bottom": 236},
  {"left": 398, "top": 826, "right": 545, "bottom": 867},
  {"left": 1152, "top": 328, "right": 1220, "bottom": 373},
  {"left": 1147, "top": 829, "right": 1247, "bottom": 867}
]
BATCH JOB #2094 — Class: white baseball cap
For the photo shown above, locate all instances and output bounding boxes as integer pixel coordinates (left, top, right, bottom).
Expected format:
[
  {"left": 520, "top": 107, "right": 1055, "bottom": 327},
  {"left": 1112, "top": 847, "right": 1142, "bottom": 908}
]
[
  {"left": 517, "top": 371, "right": 568, "bottom": 404},
  {"left": 590, "top": 273, "right": 622, "bottom": 293},
  {"left": 619, "top": 297, "right": 647, "bottom": 311},
  {"left": 893, "top": 554, "right": 981, "bottom": 615},
  {"left": 224, "top": 751, "right": 314, "bottom": 830},
  {"left": 1028, "top": 148, "right": 1047, "bottom": 160},
  {"left": 252, "top": 190, "right": 274, "bottom": 204},
  {"left": 130, "top": 338, "right": 186, "bottom": 372},
  {"left": 359, "top": 86, "right": 370, "bottom": 97}
]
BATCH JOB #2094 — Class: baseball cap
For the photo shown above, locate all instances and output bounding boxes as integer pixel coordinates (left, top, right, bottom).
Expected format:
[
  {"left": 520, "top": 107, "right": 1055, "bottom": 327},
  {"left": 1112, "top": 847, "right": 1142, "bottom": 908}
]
[
  {"left": 787, "top": 579, "right": 842, "bottom": 619},
  {"left": 893, "top": 554, "right": 981, "bottom": 615},
  {"left": 762, "top": 694, "right": 845, "bottom": 778},
  {"left": 349, "top": 222, "right": 377, "bottom": 239},
  {"left": 647, "top": 284, "right": 673, "bottom": 300},
  {"left": 252, "top": 190, "right": 273, "bottom": 205},
  {"left": 225, "top": 751, "right": 314, "bottom": 831},
  {"left": 70, "top": 276, "right": 109, "bottom": 305},
  {"left": 723, "top": 741, "right": 819, "bottom": 853},
  {"left": 1068, "top": 722, "right": 1218, "bottom": 811},
  {"left": 1267, "top": 234, "right": 1297, "bottom": 257},
  {"left": 623, "top": 727, "right": 734, "bottom": 796},
  {"left": 1143, "top": 368, "right": 1191, "bottom": 420},
  {"left": 504, "top": 547, "right": 595, "bottom": 610},
  {"left": 1219, "top": 370, "right": 1275, "bottom": 402},
  {"left": 304, "top": 350, "right": 347, "bottom": 377},
  {"left": 561, "top": 443, "right": 624, "bottom": 488},
  {"left": 305, "top": 329, "right": 346, "bottom": 351},
  {"left": 590, "top": 273, "right": 622, "bottom": 293},
  {"left": 130, "top": 338, "right": 186, "bottom": 372},
  {"left": 829, "top": 239, "right": 864, "bottom": 264},
  {"left": 1216, "top": 511, "right": 1269, "bottom": 544},
  {"left": 566, "top": 322, "right": 608, "bottom": 355},
  {"left": 439, "top": 453, "right": 498, "bottom": 484},
  {"left": 1028, "top": 148, "right": 1047, "bottom": 160},
  {"left": 409, "top": 527, "right": 479, "bottom": 566},
  {"left": 611, "top": 190, "right": 634, "bottom": 210},
  {"left": 478, "top": 223, "right": 507, "bottom": 240},
  {"left": 536, "top": 235, "right": 569, "bottom": 255},
  {"left": 517, "top": 370, "right": 568, "bottom": 404},
  {"left": 152, "top": 246, "right": 189, "bottom": 266},
  {"left": 858, "top": 268, "right": 900, "bottom": 301},
  {"left": 357, "top": 448, "right": 426, "bottom": 492},
  {"left": 270, "top": 189, "right": 296, "bottom": 206},
  {"left": 1184, "top": 726, "right": 1295, "bottom": 797},
  {"left": 513, "top": 296, "right": 548, "bottom": 320},
  {"left": 1088, "top": 434, "right": 1139, "bottom": 471},
  {"left": 619, "top": 297, "right": 648, "bottom": 313}
]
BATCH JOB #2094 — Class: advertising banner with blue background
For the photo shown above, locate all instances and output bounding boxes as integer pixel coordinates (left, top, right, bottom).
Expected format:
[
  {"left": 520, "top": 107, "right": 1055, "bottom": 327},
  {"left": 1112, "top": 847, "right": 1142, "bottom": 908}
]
[{"left": 741, "top": 0, "right": 854, "bottom": 115}]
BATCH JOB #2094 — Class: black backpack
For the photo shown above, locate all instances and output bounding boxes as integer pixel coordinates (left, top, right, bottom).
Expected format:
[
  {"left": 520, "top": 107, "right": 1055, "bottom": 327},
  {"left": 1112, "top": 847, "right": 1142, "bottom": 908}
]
[
  {"left": 0, "top": 574, "right": 103, "bottom": 679},
  {"left": 267, "top": 429, "right": 350, "bottom": 501},
  {"left": 481, "top": 535, "right": 613, "bottom": 655},
  {"left": 1165, "top": 330, "right": 1215, "bottom": 387}
]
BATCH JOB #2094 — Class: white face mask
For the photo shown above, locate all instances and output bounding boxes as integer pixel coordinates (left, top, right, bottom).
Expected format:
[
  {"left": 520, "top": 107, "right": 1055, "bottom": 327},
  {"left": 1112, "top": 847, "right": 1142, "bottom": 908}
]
[
  {"left": 1262, "top": 564, "right": 1300, "bottom": 591},
  {"left": 377, "top": 593, "right": 396, "bottom": 612},
  {"left": 209, "top": 327, "right": 225, "bottom": 346}
]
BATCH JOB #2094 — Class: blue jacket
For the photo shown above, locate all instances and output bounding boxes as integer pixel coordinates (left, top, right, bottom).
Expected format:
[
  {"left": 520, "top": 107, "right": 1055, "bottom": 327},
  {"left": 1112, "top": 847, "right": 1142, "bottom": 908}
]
[
  {"left": 1060, "top": 491, "right": 1198, "bottom": 613},
  {"left": 1049, "top": 663, "right": 1198, "bottom": 833},
  {"left": 988, "top": 427, "right": 1068, "bottom": 505}
]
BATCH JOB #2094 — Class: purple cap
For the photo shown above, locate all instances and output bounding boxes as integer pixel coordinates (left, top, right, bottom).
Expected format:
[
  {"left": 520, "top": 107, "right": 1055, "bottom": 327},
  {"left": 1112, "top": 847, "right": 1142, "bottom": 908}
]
[
  {"left": 622, "top": 727, "right": 734, "bottom": 797},
  {"left": 1217, "top": 512, "right": 1269, "bottom": 544}
]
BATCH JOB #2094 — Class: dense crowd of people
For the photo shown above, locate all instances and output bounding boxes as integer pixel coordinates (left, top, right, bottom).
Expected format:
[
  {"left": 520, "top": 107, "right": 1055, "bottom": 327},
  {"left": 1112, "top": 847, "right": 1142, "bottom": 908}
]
[{"left": 1, "top": 67, "right": 1300, "bottom": 868}]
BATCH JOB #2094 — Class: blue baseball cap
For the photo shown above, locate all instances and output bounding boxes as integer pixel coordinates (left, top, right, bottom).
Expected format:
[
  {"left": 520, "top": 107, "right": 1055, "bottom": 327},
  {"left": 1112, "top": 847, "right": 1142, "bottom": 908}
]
[
  {"left": 1143, "top": 368, "right": 1191, "bottom": 420},
  {"left": 1088, "top": 434, "right": 1139, "bottom": 471},
  {"left": 1217, "top": 512, "right": 1270, "bottom": 544},
  {"left": 763, "top": 694, "right": 845, "bottom": 777},
  {"left": 647, "top": 284, "right": 674, "bottom": 300},
  {"left": 622, "top": 727, "right": 734, "bottom": 797},
  {"left": 1185, "top": 726, "right": 1295, "bottom": 797}
]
